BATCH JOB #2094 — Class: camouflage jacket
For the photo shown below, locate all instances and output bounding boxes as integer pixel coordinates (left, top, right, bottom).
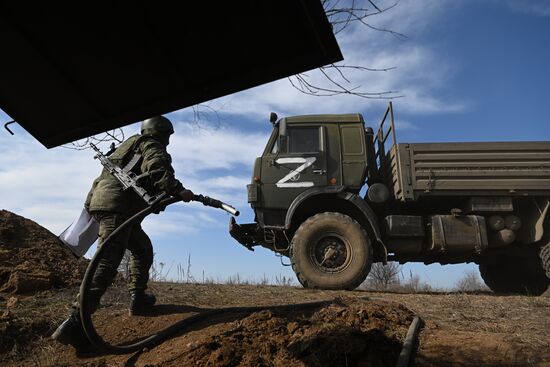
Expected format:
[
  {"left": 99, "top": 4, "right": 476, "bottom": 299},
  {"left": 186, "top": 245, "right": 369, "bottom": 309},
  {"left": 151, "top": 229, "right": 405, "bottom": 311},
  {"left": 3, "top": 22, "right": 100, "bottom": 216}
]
[{"left": 85, "top": 134, "right": 184, "bottom": 214}]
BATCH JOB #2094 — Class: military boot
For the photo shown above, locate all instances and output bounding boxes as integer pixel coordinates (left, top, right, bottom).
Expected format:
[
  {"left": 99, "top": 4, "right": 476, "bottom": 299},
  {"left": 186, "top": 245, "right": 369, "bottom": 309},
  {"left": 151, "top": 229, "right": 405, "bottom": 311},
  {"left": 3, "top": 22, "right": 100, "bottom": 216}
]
[
  {"left": 51, "top": 310, "right": 98, "bottom": 356},
  {"left": 129, "top": 291, "right": 156, "bottom": 316}
]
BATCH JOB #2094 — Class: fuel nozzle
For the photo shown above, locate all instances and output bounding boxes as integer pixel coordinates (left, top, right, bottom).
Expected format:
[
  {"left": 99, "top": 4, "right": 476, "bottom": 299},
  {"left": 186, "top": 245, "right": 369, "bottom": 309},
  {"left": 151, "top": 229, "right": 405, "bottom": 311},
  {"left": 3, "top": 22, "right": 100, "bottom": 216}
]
[{"left": 193, "top": 194, "right": 240, "bottom": 216}]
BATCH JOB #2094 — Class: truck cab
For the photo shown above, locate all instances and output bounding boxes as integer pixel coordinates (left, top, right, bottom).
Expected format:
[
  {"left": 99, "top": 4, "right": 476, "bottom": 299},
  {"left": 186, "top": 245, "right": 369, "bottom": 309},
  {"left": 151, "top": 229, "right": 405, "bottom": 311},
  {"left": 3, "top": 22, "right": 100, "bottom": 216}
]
[{"left": 249, "top": 113, "right": 369, "bottom": 227}]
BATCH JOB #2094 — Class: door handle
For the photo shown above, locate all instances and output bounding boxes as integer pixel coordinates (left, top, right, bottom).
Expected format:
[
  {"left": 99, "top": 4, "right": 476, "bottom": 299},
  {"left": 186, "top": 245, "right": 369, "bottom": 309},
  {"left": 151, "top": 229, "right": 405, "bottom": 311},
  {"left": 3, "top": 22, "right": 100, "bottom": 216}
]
[{"left": 313, "top": 169, "right": 326, "bottom": 175}]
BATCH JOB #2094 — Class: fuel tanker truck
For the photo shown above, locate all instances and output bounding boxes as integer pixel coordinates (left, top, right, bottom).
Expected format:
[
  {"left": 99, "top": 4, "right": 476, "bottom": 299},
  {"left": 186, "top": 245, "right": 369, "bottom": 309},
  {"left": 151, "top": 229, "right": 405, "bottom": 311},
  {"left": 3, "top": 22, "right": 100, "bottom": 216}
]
[{"left": 230, "top": 102, "right": 550, "bottom": 295}]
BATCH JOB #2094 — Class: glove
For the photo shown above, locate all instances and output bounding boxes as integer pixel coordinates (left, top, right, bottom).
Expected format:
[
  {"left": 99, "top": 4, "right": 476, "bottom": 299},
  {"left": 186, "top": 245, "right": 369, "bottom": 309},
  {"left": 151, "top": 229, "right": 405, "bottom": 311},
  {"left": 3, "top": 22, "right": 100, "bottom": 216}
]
[{"left": 178, "top": 189, "right": 194, "bottom": 203}]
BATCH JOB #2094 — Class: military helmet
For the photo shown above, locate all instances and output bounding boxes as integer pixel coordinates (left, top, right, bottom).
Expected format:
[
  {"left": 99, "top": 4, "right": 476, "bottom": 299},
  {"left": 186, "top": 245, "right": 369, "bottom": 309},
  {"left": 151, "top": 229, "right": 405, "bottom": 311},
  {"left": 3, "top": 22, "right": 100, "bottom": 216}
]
[{"left": 141, "top": 116, "right": 174, "bottom": 135}]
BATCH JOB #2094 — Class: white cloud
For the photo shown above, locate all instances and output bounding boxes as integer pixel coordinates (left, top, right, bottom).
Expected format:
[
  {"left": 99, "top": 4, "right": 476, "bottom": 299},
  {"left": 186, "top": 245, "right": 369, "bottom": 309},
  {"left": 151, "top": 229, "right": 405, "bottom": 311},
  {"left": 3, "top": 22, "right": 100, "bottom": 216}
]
[
  {"left": 168, "top": 122, "right": 267, "bottom": 173},
  {"left": 394, "top": 120, "right": 419, "bottom": 131},
  {"left": 202, "top": 175, "right": 251, "bottom": 190},
  {"left": 361, "top": 0, "right": 451, "bottom": 37},
  {"left": 0, "top": 135, "right": 100, "bottom": 233},
  {"left": 142, "top": 210, "right": 217, "bottom": 238}
]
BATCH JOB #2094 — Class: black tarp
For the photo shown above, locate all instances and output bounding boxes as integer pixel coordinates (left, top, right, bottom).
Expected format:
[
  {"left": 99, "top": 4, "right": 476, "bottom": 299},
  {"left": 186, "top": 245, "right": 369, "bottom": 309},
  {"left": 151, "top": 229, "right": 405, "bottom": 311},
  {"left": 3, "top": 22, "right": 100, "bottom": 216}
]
[{"left": 0, "top": 1, "right": 342, "bottom": 148}]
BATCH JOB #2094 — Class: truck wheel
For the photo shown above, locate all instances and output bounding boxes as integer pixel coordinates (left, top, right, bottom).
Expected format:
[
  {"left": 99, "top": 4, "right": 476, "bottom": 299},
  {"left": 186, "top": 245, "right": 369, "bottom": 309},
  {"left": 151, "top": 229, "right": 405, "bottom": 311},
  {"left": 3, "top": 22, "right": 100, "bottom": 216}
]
[
  {"left": 479, "top": 254, "right": 548, "bottom": 295},
  {"left": 290, "top": 212, "right": 372, "bottom": 290}
]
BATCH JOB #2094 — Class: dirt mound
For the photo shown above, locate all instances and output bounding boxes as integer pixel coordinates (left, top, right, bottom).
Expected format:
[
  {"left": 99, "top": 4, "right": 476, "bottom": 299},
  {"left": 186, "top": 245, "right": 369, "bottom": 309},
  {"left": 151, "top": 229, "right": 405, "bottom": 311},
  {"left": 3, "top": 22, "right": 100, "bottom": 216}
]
[
  {"left": 0, "top": 293, "right": 415, "bottom": 366},
  {"left": 0, "top": 210, "right": 88, "bottom": 294},
  {"left": 135, "top": 297, "right": 414, "bottom": 367}
]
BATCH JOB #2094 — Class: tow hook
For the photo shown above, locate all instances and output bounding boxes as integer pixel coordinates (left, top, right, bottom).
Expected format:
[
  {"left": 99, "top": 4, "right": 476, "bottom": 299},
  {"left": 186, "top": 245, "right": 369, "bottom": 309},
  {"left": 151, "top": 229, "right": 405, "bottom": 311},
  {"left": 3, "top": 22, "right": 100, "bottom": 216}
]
[{"left": 229, "top": 217, "right": 255, "bottom": 251}]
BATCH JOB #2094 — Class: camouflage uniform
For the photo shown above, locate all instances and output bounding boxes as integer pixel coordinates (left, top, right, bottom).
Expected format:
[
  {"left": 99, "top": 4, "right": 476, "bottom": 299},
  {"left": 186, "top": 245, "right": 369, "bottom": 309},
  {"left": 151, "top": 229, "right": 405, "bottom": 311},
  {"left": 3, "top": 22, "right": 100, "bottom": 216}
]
[
  {"left": 78, "top": 133, "right": 184, "bottom": 311},
  {"left": 53, "top": 116, "right": 191, "bottom": 354}
]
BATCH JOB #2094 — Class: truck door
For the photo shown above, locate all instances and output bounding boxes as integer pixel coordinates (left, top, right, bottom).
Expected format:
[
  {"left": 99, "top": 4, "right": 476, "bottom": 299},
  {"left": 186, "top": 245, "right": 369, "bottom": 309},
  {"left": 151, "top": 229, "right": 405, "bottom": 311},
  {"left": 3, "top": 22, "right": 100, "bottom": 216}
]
[{"left": 261, "top": 125, "right": 327, "bottom": 211}]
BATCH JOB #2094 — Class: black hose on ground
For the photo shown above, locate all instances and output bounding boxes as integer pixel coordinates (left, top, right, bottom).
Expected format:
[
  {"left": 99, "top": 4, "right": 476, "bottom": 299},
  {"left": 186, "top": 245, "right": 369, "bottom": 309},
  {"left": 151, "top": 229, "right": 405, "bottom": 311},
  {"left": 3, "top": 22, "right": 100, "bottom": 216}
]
[
  {"left": 395, "top": 316, "right": 422, "bottom": 367},
  {"left": 78, "top": 196, "right": 329, "bottom": 354}
]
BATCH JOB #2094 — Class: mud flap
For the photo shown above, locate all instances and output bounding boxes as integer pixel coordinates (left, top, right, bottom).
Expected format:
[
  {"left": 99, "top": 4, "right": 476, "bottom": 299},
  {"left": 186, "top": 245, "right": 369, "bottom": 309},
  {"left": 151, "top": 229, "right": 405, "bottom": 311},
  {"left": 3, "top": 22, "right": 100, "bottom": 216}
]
[{"left": 59, "top": 207, "right": 99, "bottom": 257}]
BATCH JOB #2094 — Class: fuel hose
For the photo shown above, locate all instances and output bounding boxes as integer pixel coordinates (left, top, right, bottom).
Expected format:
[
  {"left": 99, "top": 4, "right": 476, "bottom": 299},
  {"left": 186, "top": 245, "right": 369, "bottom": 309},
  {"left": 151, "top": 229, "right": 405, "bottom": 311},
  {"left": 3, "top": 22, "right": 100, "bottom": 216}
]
[{"left": 78, "top": 195, "right": 329, "bottom": 354}]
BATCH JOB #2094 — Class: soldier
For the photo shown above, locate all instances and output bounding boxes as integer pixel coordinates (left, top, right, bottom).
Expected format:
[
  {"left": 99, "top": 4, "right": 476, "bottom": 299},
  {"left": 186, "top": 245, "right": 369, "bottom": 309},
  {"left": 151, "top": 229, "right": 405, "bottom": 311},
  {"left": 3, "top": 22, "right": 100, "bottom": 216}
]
[{"left": 52, "top": 115, "right": 194, "bottom": 354}]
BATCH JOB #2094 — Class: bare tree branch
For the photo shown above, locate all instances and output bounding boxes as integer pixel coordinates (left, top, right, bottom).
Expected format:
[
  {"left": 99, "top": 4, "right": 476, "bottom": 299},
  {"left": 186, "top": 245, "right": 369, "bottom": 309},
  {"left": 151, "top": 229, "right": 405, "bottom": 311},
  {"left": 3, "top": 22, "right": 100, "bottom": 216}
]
[
  {"left": 289, "top": 72, "right": 402, "bottom": 99},
  {"left": 60, "top": 128, "right": 125, "bottom": 151},
  {"left": 368, "top": 0, "right": 382, "bottom": 12},
  {"left": 365, "top": 262, "right": 401, "bottom": 290},
  {"left": 191, "top": 103, "right": 222, "bottom": 130},
  {"left": 324, "top": 0, "right": 403, "bottom": 38},
  {"left": 289, "top": 0, "right": 405, "bottom": 100}
]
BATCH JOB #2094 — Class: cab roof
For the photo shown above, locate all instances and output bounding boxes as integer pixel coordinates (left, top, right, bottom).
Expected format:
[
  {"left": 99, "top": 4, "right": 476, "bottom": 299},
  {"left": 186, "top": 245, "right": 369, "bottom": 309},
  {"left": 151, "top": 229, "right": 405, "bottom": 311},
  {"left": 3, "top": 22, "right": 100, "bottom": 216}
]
[{"left": 285, "top": 114, "right": 364, "bottom": 124}]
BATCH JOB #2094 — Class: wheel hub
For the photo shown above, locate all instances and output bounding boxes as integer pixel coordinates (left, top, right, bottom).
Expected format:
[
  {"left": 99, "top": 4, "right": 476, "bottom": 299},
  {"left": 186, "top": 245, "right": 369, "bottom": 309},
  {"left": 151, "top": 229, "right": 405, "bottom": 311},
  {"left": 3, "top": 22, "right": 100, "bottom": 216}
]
[
  {"left": 321, "top": 247, "right": 338, "bottom": 264},
  {"left": 312, "top": 235, "right": 350, "bottom": 272}
]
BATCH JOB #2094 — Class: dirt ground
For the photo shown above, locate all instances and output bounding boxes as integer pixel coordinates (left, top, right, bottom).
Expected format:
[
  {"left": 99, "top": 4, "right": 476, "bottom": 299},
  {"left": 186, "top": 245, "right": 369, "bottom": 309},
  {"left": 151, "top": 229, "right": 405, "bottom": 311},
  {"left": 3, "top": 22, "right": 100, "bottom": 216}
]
[
  {"left": 0, "top": 283, "right": 549, "bottom": 367},
  {"left": 1, "top": 209, "right": 549, "bottom": 366}
]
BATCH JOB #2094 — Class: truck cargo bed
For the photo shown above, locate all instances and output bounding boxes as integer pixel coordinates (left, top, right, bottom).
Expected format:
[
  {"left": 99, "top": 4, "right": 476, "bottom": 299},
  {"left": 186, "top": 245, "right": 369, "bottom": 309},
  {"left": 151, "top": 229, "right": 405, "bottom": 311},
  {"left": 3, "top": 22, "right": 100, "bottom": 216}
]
[{"left": 385, "top": 141, "right": 550, "bottom": 201}]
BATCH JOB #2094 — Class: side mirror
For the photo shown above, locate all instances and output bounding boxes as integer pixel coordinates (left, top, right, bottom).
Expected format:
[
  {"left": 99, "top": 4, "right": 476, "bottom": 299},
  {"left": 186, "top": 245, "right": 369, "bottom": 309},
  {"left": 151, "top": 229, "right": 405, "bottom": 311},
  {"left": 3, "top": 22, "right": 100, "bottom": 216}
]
[{"left": 269, "top": 112, "right": 278, "bottom": 124}]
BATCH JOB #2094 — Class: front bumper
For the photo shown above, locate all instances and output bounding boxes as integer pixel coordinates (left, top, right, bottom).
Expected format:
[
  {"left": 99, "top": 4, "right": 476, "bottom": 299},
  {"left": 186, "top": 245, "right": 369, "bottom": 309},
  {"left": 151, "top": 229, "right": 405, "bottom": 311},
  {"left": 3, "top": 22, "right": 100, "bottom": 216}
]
[{"left": 229, "top": 217, "right": 260, "bottom": 251}]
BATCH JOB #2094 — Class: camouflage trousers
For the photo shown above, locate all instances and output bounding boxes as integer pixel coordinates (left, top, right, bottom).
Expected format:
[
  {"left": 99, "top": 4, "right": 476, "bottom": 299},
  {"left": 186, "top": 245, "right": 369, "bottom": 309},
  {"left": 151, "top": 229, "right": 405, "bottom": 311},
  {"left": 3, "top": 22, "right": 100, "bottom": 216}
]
[{"left": 73, "top": 211, "right": 153, "bottom": 312}]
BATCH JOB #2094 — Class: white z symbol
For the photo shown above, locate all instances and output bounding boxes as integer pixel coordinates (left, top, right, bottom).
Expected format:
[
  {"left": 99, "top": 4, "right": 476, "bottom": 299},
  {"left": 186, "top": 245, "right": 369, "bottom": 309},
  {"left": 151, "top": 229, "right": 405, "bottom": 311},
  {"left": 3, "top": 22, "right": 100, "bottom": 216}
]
[{"left": 275, "top": 157, "right": 317, "bottom": 188}]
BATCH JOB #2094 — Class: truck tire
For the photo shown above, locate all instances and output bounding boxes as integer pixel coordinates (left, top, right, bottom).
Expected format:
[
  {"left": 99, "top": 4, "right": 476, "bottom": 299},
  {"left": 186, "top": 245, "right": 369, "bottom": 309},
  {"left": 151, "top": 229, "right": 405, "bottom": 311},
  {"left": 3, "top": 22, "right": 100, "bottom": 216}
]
[
  {"left": 290, "top": 212, "right": 372, "bottom": 290},
  {"left": 479, "top": 253, "right": 548, "bottom": 295}
]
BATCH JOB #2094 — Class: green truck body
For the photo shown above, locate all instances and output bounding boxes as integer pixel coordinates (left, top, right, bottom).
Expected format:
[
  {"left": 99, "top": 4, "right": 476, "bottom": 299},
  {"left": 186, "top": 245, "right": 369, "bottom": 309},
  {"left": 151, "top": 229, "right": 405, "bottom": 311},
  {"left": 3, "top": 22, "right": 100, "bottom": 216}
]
[
  {"left": 387, "top": 141, "right": 550, "bottom": 201},
  {"left": 230, "top": 103, "right": 550, "bottom": 294}
]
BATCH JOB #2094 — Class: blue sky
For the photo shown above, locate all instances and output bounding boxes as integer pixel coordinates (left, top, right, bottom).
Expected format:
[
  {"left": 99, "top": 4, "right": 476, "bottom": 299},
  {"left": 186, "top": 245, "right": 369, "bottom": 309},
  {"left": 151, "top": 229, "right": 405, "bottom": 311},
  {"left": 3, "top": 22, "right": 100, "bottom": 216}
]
[{"left": 1, "top": 0, "right": 549, "bottom": 289}]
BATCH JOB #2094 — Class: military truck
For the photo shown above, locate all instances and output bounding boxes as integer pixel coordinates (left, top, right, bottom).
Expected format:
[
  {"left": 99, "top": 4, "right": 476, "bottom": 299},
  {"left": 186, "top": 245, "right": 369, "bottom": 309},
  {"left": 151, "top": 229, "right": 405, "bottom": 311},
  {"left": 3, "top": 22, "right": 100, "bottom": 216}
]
[{"left": 230, "top": 102, "right": 550, "bottom": 295}]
